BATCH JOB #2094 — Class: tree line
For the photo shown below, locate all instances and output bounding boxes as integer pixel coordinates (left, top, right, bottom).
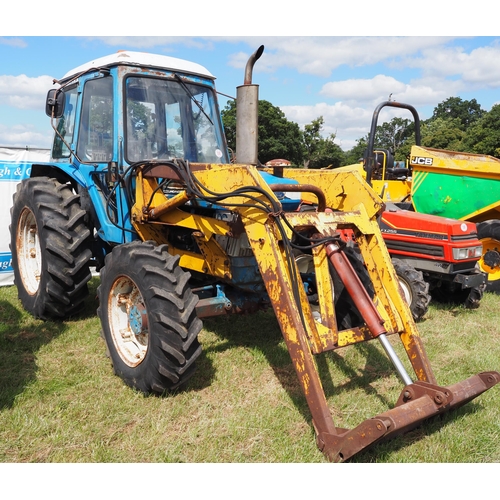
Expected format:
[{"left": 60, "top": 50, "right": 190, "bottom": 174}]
[{"left": 221, "top": 97, "right": 500, "bottom": 168}]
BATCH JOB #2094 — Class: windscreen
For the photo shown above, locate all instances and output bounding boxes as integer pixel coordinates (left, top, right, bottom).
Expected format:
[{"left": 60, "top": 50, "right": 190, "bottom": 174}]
[{"left": 125, "top": 76, "right": 228, "bottom": 164}]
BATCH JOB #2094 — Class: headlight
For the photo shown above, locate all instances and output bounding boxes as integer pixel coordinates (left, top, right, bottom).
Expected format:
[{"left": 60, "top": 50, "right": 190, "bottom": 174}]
[{"left": 452, "top": 245, "right": 483, "bottom": 260}]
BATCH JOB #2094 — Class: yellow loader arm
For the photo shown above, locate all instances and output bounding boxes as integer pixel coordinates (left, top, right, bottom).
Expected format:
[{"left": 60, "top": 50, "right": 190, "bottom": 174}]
[{"left": 131, "top": 160, "right": 499, "bottom": 462}]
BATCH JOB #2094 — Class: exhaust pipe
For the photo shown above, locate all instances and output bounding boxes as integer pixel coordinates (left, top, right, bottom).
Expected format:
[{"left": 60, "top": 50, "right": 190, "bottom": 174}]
[{"left": 236, "top": 45, "right": 264, "bottom": 165}]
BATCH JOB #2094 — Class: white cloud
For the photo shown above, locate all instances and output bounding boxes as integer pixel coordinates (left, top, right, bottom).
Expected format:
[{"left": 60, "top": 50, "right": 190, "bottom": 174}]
[
  {"left": 0, "top": 37, "right": 27, "bottom": 48},
  {"left": 393, "top": 80, "right": 459, "bottom": 106},
  {"left": 281, "top": 102, "right": 375, "bottom": 150},
  {"left": 427, "top": 45, "right": 500, "bottom": 87},
  {"left": 320, "top": 74, "right": 463, "bottom": 108},
  {"left": 0, "top": 123, "right": 52, "bottom": 148},
  {"left": 391, "top": 41, "right": 500, "bottom": 90},
  {"left": 227, "top": 36, "right": 457, "bottom": 77},
  {"left": 0, "top": 75, "right": 55, "bottom": 110},
  {"left": 320, "top": 75, "right": 406, "bottom": 102}
]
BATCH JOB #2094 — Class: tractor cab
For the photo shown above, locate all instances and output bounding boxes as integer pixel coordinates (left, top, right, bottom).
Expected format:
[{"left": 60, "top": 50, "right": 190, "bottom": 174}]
[
  {"left": 43, "top": 51, "right": 231, "bottom": 245},
  {"left": 46, "top": 51, "right": 230, "bottom": 167}
]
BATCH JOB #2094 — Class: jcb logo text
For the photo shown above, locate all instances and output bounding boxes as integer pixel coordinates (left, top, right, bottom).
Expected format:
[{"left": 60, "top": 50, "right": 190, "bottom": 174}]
[{"left": 411, "top": 156, "right": 433, "bottom": 166}]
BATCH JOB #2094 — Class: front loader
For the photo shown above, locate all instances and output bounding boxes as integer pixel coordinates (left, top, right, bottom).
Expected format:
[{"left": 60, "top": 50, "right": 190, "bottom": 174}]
[{"left": 8, "top": 46, "right": 499, "bottom": 462}]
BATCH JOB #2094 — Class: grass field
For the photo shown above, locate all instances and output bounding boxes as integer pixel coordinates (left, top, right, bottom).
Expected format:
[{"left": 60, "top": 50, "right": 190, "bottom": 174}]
[{"left": 0, "top": 277, "right": 499, "bottom": 463}]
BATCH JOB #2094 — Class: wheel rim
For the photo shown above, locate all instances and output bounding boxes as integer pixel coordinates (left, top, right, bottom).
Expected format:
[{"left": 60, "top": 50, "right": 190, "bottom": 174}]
[
  {"left": 295, "top": 253, "right": 315, "bottom": 274},
  {"left": 398, "top": 277, "right": 412, "bottom": 306},
  {"left": 108, "top": 275, "right": 149, "bottom": 367},
  {"left": 479, "top": 238, "right": 500, "bottom": 281},
  {"left": 16, "top": 207, "right": 42, "bottom": 295}
]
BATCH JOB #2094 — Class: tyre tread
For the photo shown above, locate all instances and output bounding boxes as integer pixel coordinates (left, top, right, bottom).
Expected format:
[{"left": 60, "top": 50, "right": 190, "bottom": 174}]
[
  {"left": 392, "top": 258, "right": 431, "bottom": 322},
  {"left": 98, "top": 240, "right": 202, "bottom": 394},
  {"left": 10, "top": 177, "right": 92, "bottom": 319}
]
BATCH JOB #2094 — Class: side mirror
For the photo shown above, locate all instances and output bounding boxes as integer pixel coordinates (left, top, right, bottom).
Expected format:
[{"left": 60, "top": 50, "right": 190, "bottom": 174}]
[{"left": 45, "top": 88, "right": 65, "bottom": 118}]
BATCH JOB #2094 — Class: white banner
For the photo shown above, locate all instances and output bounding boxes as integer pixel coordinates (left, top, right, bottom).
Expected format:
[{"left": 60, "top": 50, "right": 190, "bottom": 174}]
[{"left": 0, "top": 147, "right": 51, "bottom": 286}]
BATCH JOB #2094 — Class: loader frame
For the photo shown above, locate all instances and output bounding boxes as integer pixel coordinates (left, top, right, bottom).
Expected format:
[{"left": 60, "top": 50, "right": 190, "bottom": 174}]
[{"left": 129, "top": 159, "right": 499, "bottom": 461}]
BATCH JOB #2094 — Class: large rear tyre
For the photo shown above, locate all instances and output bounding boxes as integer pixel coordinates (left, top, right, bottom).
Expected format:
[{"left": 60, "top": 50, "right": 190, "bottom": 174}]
[
  {"left": 477, "top": 220, "right": 500, "bottom": 291},
  {"left": 392, "top": 258, "right": 430, "bottom": 322},
  {"left": 9, "top": 177, "right": 92, "bottom": 319},
  {"left": 97, "top": 241, "right": 203, "bottom": 394}
]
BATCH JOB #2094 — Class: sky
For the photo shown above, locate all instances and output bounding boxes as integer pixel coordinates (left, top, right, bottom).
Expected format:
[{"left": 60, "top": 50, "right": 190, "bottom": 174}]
[{"left": 1, "top": 7, "right": 499, "bottom": 154}]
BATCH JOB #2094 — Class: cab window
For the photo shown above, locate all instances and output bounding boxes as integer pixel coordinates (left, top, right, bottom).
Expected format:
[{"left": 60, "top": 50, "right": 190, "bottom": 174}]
[
  {"left": 52, "top": 85, "right": 78, "bottom": 159},
  {"left": 77, "top": 76, "right": 114, "bottom": 163}
]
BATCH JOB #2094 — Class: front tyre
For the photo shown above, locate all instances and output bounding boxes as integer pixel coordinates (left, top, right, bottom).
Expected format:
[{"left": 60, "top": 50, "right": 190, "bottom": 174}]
[
  {"left": 10, "top": 177, "right": 92, "bottom": 319},
  {"left": 97, "top": 241, "right": 203, "bottom": 394},
  {"left": 430, "top": 271, "right": 485, "bottom": 309},
  {"left": 392, "top": 258, "right": 430, "bottom": 322}
]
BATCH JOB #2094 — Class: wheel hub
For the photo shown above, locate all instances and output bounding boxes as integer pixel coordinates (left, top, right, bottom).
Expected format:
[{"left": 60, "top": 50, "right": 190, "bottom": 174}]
[
  {"left": 479, "top": 240, "right": 500, "bottom": 281},
  {"left": 398, "top": 278, "right": 412, "bottom": 306},
  {"left": 128, "top": 304, "right": 148, "bottom": 335},
  {"left": 16, "top": 208, "right": 41, "bottom": 295},
  {"left": 109, "top": 276, "right": 149, "bottom": 367},
  {"left": 483, "top": 249, "right": 500, "bottom": 268}
]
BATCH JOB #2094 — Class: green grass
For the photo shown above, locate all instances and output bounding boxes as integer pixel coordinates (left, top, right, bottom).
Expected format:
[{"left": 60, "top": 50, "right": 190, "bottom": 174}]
[{"left": 0, "top": 278, "right": 499, "bottom": 463}]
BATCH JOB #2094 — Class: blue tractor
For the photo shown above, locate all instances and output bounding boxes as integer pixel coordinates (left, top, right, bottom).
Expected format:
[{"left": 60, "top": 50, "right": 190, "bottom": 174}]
[{"left": 8, "top": 47, "right": 499, "bottom": 462}]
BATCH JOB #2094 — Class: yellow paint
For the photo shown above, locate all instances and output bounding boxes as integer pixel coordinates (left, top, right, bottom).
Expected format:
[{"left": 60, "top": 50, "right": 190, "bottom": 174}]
[
  {"left": 479, "top": 238, "right": 500, "bottom": 281},
  {"left": 410, "top": 145, "right": 500, "bottom": 178}
]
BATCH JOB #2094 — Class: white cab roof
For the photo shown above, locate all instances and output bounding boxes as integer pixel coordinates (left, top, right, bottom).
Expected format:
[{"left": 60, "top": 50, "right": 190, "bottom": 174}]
[{"left": 62, "top": 50, "right": 214, "bottom": 81}]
